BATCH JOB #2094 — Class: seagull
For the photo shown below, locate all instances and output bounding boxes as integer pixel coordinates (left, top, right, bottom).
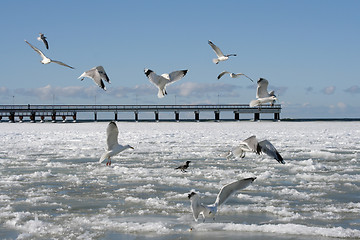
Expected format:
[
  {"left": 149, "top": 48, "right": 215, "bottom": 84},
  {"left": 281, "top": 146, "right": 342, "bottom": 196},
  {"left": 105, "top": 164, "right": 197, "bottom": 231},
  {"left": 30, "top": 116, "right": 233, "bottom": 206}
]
[
  {"left": 144, "top": 68, "right": 188, "bottom": 98},
  {"left": 37, "top": 33, "right": 49, "bottom": 49},
  {"left": 250, "top": 78, "right": 277, "bottom": 107},
  {"left": 175, "top": 161, "right": 191, "bottom": 172},
  {"left": 25, "top": 40, "right": 74, "bottom": 69},
  {"left": 78, "top": 66, "right": 110, "bottom": 91},
  {"left": 249, "top": 96, "right": 277, "bottom": 107},
  {"left": 217, "top": 71, "right": 253, "bottom": 82},
  {"left": 208, "top": 40, "right": 236, "bottom": 64},
  {"left": 99, "top": 121, "right": 134, "bottom": 166},
  {"left": 226, "top": 135, "right": 285, "bottom": 164},
  {"left": 188, "top": 177, "right": 256, "bottom": 222}
]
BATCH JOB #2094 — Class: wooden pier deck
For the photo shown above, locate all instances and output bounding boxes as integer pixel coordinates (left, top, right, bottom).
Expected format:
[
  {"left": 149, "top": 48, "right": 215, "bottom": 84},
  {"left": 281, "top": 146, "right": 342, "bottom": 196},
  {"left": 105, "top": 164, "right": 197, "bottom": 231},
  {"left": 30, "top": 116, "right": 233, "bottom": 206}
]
[{"left": 0, "top": 104, "right": 281, "bottom": 122}]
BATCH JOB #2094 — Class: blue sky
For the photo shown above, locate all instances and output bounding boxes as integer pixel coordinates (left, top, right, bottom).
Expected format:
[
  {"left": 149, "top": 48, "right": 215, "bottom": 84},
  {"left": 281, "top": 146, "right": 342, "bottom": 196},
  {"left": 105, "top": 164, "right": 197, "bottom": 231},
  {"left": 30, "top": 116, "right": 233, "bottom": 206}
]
[{"left": 1, "top": 0, "right": 359, "bottom": 118}]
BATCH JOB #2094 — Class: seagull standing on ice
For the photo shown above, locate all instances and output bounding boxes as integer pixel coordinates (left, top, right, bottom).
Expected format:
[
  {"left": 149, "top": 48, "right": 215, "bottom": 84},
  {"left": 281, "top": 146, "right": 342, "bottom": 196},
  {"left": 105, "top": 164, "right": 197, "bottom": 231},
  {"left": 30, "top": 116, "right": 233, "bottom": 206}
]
[
  {"left": 99, "top": 121, "right": 134, "bottom": 166},
  {"left": 37, "top": 33, "right": 49, "bottom": 49},
  {"left": 188, "top": 177, "right": 256, "bottom": 222},
  {"left": 208, "top": 40, "right": 237, "bottom": 64},
  {"left": 25, "top": 40, "right": 74, "bottom": 69},
  {"left": 175, "top": 161, "right": 191, "bottom": 172},
  {"left": 78, "top": 66, "right": 110, "bottom": 91},
  {"left": 217, "top": 71, "right": 254, "bottom": 82},
  {"left": 144, "top": 68, "right": 188, "bottom": 98},
  {"left": 250, "top": 78, "right": 277, "bottom": 107},
  {"left": 226, "top": 135, "right": 285, "bottom": 164}
]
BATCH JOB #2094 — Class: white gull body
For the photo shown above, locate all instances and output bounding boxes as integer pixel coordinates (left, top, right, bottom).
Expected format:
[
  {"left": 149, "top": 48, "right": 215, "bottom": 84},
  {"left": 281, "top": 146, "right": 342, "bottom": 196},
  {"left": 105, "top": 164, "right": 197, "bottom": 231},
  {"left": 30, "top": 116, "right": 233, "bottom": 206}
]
[
  {"left": 188, "top": 177, "right": 256, "bottom": 222},
  {"left": 217, "top": 71, "right": 253, "bottom": 82},
  {"left": 226, "top": 135, "right": 284, "bottom": 164},
  {"left": 25, "top": 40, "right": 74, "bottom": 69},
  {"left": 99, "top": 121, "right": 134, "bottom": 166},
  {"left": 208, "top": 40, "right": 236, "bottom": 64},
  {"left": 78, "top": 66, "right": 110, "bottom": 91},
  {"left": 144, "top": 68, "right": 188, "bottom": 98},
  {"left": 250, "top": 78, "right": 277, "bottom": 107}
]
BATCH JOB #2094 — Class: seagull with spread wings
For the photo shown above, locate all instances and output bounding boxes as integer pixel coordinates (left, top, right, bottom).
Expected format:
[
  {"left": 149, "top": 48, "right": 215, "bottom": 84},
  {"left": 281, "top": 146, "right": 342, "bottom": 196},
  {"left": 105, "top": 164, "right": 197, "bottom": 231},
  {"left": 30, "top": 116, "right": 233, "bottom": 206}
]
[
  {"left": 99, "top": 122, "right": 134, "bottom": 166},
  {"left": 188, "top": 177, "right": 256, "bottom": 222},
  {"left": 208, "top": 40, "right": 237, "bottom": 64},
  {"left": 78, "top": 66, "right": 110, "bottom": 91},
  {"left": 250, "top": 78, "right": 277, "bottom": 107},
  {"left": 226, "top": 135, "right": 285, "bottom": 164},
  {"left": 217, "top": 71, "right": 253, "bottom": 82},
  {"left": 144, "top": 68, "right": 188, "bottom": 98},
  {"left": 25, "top": 40, "right": 74, "bottom": 69}
]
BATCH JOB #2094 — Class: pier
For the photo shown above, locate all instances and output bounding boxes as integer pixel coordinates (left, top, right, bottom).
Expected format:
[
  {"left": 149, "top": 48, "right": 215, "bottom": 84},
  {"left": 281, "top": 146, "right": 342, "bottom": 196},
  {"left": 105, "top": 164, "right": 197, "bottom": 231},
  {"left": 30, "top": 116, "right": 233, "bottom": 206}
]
[{"left": 0, "top": 104, "right": 281, "bottom": 122}]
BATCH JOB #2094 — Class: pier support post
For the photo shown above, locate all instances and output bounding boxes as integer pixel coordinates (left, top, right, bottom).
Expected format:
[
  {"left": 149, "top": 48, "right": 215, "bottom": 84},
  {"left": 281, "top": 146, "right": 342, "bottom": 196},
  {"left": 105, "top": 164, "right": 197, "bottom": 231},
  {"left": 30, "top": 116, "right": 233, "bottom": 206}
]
[
  {"left": 194, "top": 111, "right": 199, "bottom": 121},
  {"left": 94, "top": 112, "right": 97, "bottom": 121},
  {"left": 174, "top": 111, "right": 179, "bottom": 122},
  {"left": 234, "top": 111, "right": 239, "bottom": 121},
  {"left": 134, "top": 111, "right": 138, "bottom": 122},
  {"left": 30, "top": 112, "right": 36, "bottom": 122},
  {"left": 114, "top": 112, "right": 118, "bottom": 121},
  {"left": 274, "top": 112, "right": 280, "bottom": 121},
  {"left": 72, "top": 112, "right": 77, "bottom": 122},
  {"left": 51, "top": 113, "right": 56, "bottom": 123},
  {"left": 154, "top": 111, "right": 159, "bottom": 122},
  {"left": 214, "top": 110, "right": 220, "bottom": 121},
  {"left": 254, "top": 113, "right": 260, "bottom": 121},
  {"left": 9, "top": 112, "right": 15, "bottom": 123}
]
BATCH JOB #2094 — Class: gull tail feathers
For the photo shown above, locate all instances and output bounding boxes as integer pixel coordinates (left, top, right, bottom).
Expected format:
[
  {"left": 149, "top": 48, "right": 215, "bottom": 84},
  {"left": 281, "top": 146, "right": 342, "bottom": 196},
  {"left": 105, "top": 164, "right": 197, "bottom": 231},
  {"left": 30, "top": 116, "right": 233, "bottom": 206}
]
[
  {"left": 157, "top": 89, "right": 165, "bottom": 98},
  {"left": 250, "top": 100, "right": 260, "bottom": 107},
  {"left": 99, "top": 151, "right": 110, "bottom": 163},
  {"left": 212, "top": 58, "right": 219, "bottom": 64}
]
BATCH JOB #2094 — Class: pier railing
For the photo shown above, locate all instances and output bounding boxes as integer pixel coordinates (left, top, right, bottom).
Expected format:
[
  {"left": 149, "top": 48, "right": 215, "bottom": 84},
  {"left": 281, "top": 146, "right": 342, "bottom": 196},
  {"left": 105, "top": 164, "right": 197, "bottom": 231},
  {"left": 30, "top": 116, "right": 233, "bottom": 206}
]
[{"left": 0, "top": 104, "right": 281, "bottom": 122}]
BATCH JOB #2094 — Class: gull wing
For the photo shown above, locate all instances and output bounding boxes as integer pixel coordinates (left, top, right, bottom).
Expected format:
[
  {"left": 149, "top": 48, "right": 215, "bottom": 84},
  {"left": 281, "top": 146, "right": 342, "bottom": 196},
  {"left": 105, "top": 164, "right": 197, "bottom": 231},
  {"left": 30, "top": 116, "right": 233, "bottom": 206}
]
[
  {"left": 217, "top": 71, "right": 230, "bottom": 80},
  {"left": 38, "top": 33, "right": 49, "bottom": 49},
  {"left": 242, "top": 135, "right": 261, "bottom": 154},
  {"left": 215, "top": 177, "right": 256, "bottom": 206},
  {"left": 106, "top": 121, "right": 119, "bottom": 150},
  {"left": 79, "top": 67, "right": 106, "bottom": 90},
  {"left": 25, "top": 40, "right": 47, "bottom": 60},
  {"left": 144, "top": 68, "right": 161, "bottom": 86},
  {"left": 168, "top": 70, "right": 188, "bottom": 85},
  {"left": 96, "top": 66, "right": 110, "bottom": 83},
  {"left": 256, "top": 78, "right": 270, "bottom": 98},
  {"left": 235, "top": 73, "right": 254, "bottom": 82},
  {"left": 229, "top": 145, "right": 245, "bottom": 159},
  {"left": 208, "top": 40, "right": 224, "bottom": 57},
  {"left": 258, "top": 140, "right": 285, "bottom": 164},
  {"left": 51, "top": 60, "right": 74, "bottom": 69}
]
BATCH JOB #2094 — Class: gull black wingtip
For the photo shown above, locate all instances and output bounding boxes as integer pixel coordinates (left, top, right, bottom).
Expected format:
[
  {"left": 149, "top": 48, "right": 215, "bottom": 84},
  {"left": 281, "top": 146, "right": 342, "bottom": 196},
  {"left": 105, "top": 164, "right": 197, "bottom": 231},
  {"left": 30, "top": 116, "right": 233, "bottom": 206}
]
[{"left": 144, "top": 68, "right": 153, "bottom": 77}]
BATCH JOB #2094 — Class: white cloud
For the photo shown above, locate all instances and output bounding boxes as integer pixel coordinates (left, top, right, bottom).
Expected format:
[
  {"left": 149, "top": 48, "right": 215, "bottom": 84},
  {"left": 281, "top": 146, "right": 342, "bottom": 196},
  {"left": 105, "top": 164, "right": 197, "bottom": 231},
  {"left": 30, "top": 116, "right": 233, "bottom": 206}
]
[
  {"left": 322, "top": 86, "right": 336, "bottom": 95},
  {"left": 344, "top": 85, "right": 360, "bottom": 94}
]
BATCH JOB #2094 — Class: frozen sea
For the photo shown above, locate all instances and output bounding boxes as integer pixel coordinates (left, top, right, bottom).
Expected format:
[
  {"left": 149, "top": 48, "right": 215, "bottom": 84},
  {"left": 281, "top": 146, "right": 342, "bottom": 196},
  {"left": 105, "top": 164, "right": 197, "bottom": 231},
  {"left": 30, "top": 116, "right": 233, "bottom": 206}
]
[{"left": 0, "top": 121, "right": 360, "bottom": 240}]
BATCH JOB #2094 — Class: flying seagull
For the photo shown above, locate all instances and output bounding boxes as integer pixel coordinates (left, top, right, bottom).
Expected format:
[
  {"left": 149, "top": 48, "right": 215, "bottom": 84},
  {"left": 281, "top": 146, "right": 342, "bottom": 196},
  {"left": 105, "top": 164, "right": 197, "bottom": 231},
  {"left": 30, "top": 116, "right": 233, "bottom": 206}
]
[
  {"left": 99, "top": 121, "right": 134, "bottom": 166},
  {"left": 144, "top": 68, "right": 188, "bottom": 98},
  {"left": 208, "top": 40, "right": 236, "bottom": 64},
  {"left": 250, "top": 78, "right": 277, "bottom": 107},
  {"left": 78, "top": 66, "right": 110, "bottom": 91},
  {"left": 217, "top": 71, "right": 253, "bottom": 82},
  {"left": 37, "top": 33, "right": 49, "bottom": 49},
  {"left": 25, "top": 40, "right": 74, "bottom": 69},
  {"left": 226, "top": 135, "right": 285, "bottom": 164},
  {"left": 175, "top": 161, "right": 191, "bottom": 172},
  {"left": 188, "top": 177, "right": 256, "bottom": 222}
]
